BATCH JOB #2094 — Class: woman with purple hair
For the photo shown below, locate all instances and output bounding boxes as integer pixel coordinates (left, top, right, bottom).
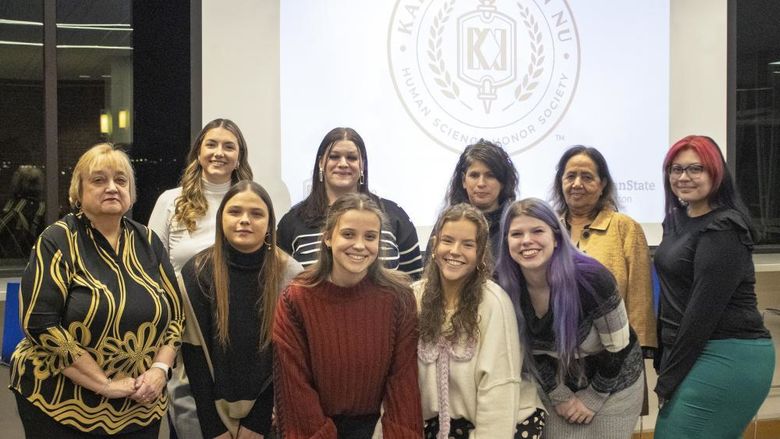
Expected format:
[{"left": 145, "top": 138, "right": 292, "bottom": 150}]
[{"left": 495, "top": 198, "right": 644, "bottom": 438}]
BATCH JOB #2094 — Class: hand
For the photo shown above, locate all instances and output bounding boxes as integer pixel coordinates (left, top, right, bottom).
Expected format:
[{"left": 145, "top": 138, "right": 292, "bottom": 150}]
[
  {"left": 555, "top": 396, "right": 595, "bottom": 424},
  {"left": 237, "top": 426, "right": 263, "bottom": 439},
  {"left": 130, "top": 367, "right": 167, "bottom": 403},
  {"left": 100, "top": 376, "right": 137, "bottom": 399}
]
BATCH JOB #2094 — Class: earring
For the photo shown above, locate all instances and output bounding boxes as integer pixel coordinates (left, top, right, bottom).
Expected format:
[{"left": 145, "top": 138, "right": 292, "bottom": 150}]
[
  {"left": 476, "top": 261, "right": 487, "bottom": 273},
  {"left": 319, "top": 167, "right": 324, "bottom": 182},
  {"left": 359, "top": 170, "right": 365, "bottom": 185},
  {"left": 264, "top": 233, "right": 272, "bottom": 249}
]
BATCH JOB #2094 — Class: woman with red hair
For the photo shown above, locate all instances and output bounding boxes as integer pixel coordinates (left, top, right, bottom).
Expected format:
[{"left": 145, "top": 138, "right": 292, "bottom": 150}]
[{"left": 653, "top": 135, "right": 774, "bottom": 438}]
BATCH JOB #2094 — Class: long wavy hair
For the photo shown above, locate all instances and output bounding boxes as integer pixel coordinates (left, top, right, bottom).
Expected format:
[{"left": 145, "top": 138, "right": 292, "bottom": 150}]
[
  {"left": 661, "top": 135, "right": 755, "bottom": 238},
  {"left": 296, "top": 193, "right": 411, "bottom": 297},
  {"left": 495, "top": 198, "right": 604, "bottom": 379},
  {"left": 552, "top": 145, "right": 619, "bottom": 218},
  {"left": 297, "top": 127, "right": 375, "bottom": 227},
  {"left": 194, "top": 180, "right": 286, "bottom": 349},
  {"left": 174, "top": 119, "right": 254, "bottom": 232},
  {"left": 444, "top": 139, "right": 519, "bottom": 208},
  {"left": 419, "top": 203, "right": 492, "bottom": 344}
]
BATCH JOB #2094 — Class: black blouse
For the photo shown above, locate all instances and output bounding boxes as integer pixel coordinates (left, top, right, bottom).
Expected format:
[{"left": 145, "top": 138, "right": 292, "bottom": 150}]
[
  {"left": 653, "top": 207, "right": 770, "bottom": 399},
  {"left": 10, "top": 212, "right": 183, "bottom": 435}
]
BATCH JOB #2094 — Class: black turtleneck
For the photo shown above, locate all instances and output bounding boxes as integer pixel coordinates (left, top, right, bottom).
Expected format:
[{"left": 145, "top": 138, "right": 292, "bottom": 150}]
[
  {"left": 181, "top": 244, "right": 274, "bottom": 437},
  {"left": 484, "top": 204, "right": 504, "bottom": 258}
]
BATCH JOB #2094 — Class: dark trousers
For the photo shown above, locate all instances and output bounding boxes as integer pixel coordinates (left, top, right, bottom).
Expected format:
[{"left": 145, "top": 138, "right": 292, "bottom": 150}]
[
  {"left": 15, "top": 392, "right": 161, "bottom": 439},
  {"left": 332, "top": 413, "right": 380, "bottom": 439}
]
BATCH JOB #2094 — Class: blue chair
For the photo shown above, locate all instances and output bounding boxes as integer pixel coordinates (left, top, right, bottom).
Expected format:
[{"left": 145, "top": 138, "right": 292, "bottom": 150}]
[{"left": 2, "top": 282, "right": 24, "bottom": 365}]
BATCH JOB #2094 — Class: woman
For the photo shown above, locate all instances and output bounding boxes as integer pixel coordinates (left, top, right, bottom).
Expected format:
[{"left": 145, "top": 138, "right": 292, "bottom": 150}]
[
  {"left": 179, "top": 181, "right": 303, "bottom": 439},
  {"left": 416, "top": 203, "right": 544, "bottom": 438},
  {"left": 10, "top": 143, "right": 183, "bottom": 438},
  {"left": 441, "top": 139, "right": 519, "bottom": 257},
  {"left": 277, "top": 127, "right": 423, "bottom": 278},
  {"left": 148, "top": 118, "right": 253, "bottom": 439},
  {"left": 552, "top": 145, "right": 656, "bottom": 352},
  {"left": 273, "top": 193, "right": 422, "bottom": 438},
  {"left": 496, "top": 198, "right": 644, "bottom": 439},
  {"left": 653, "top": 135, "right": 774, "bottom": 438},
  {"left": 149, "top": 118, "right": 253, "bottom": 272}
]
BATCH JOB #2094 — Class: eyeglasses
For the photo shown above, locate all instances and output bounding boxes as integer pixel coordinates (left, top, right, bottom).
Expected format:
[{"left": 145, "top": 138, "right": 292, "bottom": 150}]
[{"left": 669, "top": 163, "right": 705, "bottom": 178}]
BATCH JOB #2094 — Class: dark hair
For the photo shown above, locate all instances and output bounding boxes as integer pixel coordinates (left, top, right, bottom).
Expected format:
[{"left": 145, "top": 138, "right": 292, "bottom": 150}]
[
  {"left": 495, "top": 198, "right": 605, "bottom": 379},
  {"left": 552, "top": 145, "right": 618, "bottom": 217},
  {"left": 444, "top": 139, "right": 519, "bottom": 209},
  {"left": 419, "top": 203, "right": 492, "bottom": 344},
  {"left": 195, "top": 180, "right": 287, "bottom": 349},
  {"left": 175, "top": 118, "right": 254, "bottom": 232},
  {"left": 297, "top": 127, "right": 374, "bottom": 227},
  {"left": 296, "top": 193, "right": 412, "bottom": 297}
]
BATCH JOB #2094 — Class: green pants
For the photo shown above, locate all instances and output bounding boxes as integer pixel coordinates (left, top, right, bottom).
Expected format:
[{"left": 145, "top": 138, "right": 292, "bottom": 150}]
[{"left": 655, "top": 338, "right": 775, "bottom": 439}]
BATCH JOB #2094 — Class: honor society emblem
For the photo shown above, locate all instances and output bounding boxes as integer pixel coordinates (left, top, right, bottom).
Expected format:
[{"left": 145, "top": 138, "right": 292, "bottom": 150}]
[{"left": 388, "top": 0, "right": 580, "bottom": 154}]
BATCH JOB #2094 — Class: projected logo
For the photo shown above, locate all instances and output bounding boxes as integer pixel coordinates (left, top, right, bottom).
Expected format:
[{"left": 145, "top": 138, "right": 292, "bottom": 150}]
[{"left": 388, "top": 0, "right": 580, "bottom": 154}]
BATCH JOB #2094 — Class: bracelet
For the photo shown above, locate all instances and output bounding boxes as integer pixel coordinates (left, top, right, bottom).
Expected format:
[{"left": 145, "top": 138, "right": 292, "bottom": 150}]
[
  {"left": 98, "top": 377, "right": 112, "bottom": 396},
  {"left": 150, "top": 362, "right": 170, "bottom": 380}
]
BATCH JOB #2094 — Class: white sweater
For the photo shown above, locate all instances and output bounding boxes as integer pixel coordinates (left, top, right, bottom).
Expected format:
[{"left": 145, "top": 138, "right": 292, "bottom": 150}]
[
  {"left": 147, "top": 179, "right": 231, "bottom": 273},
  {"left": 414, "top": 279, "right": 542, "bottom": 438}
]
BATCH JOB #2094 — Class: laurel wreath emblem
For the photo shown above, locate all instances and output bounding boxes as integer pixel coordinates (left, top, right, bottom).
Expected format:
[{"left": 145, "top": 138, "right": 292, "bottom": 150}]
[
  {"left": 515, "top": 3, "right": 545, "bottom": 102},
  {"left": 427, "top": 0, "right": 460, "bottom": 100}
]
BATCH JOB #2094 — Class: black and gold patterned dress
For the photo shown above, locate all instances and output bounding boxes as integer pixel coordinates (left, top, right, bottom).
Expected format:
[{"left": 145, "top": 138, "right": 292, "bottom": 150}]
[{"left": 9, "top": 211, "right": 184, "bottom": 435}]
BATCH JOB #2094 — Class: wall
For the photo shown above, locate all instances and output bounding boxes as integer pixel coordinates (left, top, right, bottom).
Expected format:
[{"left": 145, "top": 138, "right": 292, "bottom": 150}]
[{"left": 200, "top": 0, "right": 287, "bottom": 212}]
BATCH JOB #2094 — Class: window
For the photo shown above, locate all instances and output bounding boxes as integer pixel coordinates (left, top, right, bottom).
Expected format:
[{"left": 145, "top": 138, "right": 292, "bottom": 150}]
[
  {"left": 0, "top": 0, "right": 193, "bottom": 271},
  {"left": 0, "top": 1, "right": 46, "bottom": 263},
  {"left": 734, "top": 0, "right": 780, "bottom": 247}
]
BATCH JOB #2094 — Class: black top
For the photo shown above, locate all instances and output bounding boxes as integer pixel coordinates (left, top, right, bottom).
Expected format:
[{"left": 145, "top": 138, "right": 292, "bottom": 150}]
[
  {"left": 277, "top": 197, "right": 423, "bottom": 278},
  {"left": 180, "top": 245, "right": 275, "bottom": 437},
  {"left": 518, "top": 260, "right": 642, "bottom": 410},
  {"left": 484, "top": 204, "right": 504, "bottom": 259},
  {"left": 10, "top": 212, "right": 183, "bottom": 435},
  {"left": 653, "top": 207, "right": 770, "bottom": 399}
]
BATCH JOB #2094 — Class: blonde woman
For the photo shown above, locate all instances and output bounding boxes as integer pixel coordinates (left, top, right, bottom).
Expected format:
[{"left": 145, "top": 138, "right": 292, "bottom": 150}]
[
  {"left": 148, "top": 118, "right": 253, "bottom": 438},
  {"left": 11, "top": 144, "right": 183, "bottom": 438}
]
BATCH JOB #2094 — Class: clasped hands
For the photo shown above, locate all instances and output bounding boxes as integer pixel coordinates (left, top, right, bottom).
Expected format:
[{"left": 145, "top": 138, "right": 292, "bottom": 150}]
[
  {"left": 99, "top": 367, "right": 167, "bottom": 403},
  {"left": 554, "top": 395, "right": 595, "bottom": 424}
]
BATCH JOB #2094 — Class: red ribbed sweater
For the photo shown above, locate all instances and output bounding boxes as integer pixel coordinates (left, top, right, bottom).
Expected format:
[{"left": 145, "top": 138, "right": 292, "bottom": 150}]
[{"left": 273, "top": 277, "right": 422, "bottom": 438}]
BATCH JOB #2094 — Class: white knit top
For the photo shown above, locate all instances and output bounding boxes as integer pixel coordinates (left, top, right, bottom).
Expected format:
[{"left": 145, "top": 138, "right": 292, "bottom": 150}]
[{"left": 148, "top": 179, "right": 231, "bottom": 273}]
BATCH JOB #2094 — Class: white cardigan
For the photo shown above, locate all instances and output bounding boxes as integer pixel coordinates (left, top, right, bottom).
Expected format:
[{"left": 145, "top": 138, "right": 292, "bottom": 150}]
[{"left": 414, "top": 279, "right": 542, "bottom": 438}]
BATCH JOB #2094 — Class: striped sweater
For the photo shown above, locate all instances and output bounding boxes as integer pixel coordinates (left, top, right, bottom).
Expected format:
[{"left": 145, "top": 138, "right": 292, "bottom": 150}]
[
  {"left": 519, "top": 262, "right": 643, "bottom": 413},
  {"left": 277, "top": 197, "right": 423, "bottom": 278}
]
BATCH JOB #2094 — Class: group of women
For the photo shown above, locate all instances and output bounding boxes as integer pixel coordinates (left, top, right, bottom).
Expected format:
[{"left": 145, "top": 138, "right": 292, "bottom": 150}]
[{"left": 8, "top": 119, "right": 774, "bottom": 439}]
